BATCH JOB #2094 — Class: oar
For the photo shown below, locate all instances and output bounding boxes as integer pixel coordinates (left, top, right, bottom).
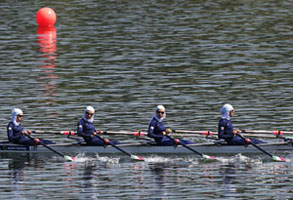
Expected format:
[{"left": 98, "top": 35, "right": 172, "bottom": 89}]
[
  {"left": 25, "top": 134, "right": 74, "bottom": 161},
  {"left": 34, "top": 130, "right": 145, "bottom": 137},
  {"left": 172, "top": 130, "right": 219, "bottom": 140},
  {"left": 105, "top": 130, "right": 216, "bottom": 139},
  {"left": 236, "top": 133, "right": 286, "bottom": 162},
  {"left": 165, "top": 135, "right": 216, "bottom": 160},
  {"left": 172, "top": 129, "right": 208, "bottom": 134},
  {"left": 174, "top": 129, "right": 275, "bottom": 139},
  {"left": 105, "top": 130, "right": 217, "bottom": 140},
  {"left": 103, "top": 131, "right": 146, "bottom": 137},
  {"left": 270, "top": 130, "right": 293, "bottom": 142},
  {"left": 32, "top": 130, "right": 83, "bottom": 143},
  {"left": 94, "top": 135, "right": 144, "bottom": 161},
  {"left": 33, "top": 130, "right": 76, "bottom": 136},
  {"left": 242, "top": 129, "right": 293, "bottom": 135}
]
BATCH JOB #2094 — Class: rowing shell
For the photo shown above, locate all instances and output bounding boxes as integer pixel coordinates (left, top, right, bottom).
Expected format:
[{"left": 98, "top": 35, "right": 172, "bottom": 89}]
[{"left": 0, "top": 141, "right": 292, "bottom": 155}]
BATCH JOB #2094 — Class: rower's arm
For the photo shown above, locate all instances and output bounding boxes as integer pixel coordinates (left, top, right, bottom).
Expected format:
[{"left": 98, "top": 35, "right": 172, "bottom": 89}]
[
  {"left": 77, "top": 121, "right": 90, "bottom": 138},
  {"left": 148, "top": 120, "right": 163, "bottom": 139}
]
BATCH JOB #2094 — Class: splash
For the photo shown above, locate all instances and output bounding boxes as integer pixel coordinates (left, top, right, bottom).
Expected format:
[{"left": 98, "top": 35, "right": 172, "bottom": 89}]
[
  {"left": 144, "top": 155, "right": 179, "bottom": 163},
  {"left": 216, "top": 153, "right": 263, "bottom": 165},
  {"left": 70, "top": 153, "right": 96, "bottom": 162},
  {"left": 95, "top": 154, "right": 120, "bottom": 164},
  {"left": 284, "top": 154, "right": 292, "bottom": 162},
  {"left": 64, "top": 153, "right": 120, "bottom": 164}
]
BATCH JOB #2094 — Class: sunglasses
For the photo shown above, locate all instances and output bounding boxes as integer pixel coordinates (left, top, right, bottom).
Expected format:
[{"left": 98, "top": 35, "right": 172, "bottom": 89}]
[
  {"left": 157, "top": 111, "right": 165, "bottom": 114},
  {"left": 86, "top": 112, "right": 94, "bottom": 116},
  {"left": 18, "top": 115, "right": 24, "bottom": 117}
]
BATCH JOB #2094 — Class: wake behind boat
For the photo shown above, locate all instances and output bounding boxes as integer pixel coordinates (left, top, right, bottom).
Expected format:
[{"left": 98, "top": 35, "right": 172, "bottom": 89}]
[{"left": 0, "top": 141, "right": 292, "bottom": 155}]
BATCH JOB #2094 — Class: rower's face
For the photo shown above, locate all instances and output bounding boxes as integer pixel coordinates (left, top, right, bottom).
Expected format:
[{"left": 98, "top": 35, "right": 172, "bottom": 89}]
[
  {"left": 86, "top": 111, "right": 94, "bottom": 119},
  {"left": 229, "top": 110, "right": 235, "bottom": 117},
  {"left": 17, "top": 114, "right": 23, "bottom": 122},
  {"left": 156, "top": 109, "right": 165, "bottom": 119}
]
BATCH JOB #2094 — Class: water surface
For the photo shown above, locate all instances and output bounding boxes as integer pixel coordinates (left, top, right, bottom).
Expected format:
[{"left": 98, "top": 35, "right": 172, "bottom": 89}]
[{"left": 0, "top": 0, "right": 292, "bottom": 199}]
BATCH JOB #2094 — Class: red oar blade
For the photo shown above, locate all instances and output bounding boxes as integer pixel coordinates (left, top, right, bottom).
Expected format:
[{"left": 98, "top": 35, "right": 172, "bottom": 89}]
[
  {"left": 130, "top": 154, "right": 145, "bottom": 161},
  {"left": 272, "top": 156, "right": 286, "bottom": 162}
]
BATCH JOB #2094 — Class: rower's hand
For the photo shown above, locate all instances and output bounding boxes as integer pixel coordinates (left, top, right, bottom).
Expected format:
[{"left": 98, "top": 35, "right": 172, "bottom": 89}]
[
  {"left": 162, "top": 131, "right": 167, "bottom": 136},
  {"left": 34, "top": 138, "right": 40, "bottom": 144},
  {"left": 21, "top": 130, "right": 31, "bottom": 135},
  {"left": 97, "top": 130, "right": 103, "bottom": 134},
  {"left": 104, "top": 138, "right": 110, "bottom": 145},
  {"left": 166, "top": 128, "right": 172, "bottom": 134},
  {"left": 245, "top": 138, "right": 251, "bottom": 144},
  {"left": 233, "top": 129, "right": 241, "bottom": 134},
  {"left": 91, "top": 132, "right": 97, "bottom": 137}
]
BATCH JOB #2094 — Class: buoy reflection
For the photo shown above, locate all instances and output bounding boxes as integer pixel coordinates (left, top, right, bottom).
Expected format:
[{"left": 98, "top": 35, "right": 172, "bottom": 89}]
[{"left": 37, "top": 26, "right": 58, "bottom": 101}]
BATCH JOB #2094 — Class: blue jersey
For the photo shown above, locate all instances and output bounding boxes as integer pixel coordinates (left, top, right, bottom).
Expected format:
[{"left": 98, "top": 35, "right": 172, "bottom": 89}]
[
  {"left": 7, "top": 122, "right": 36, "bottom": 145},
  {"left": 148, "top": 117, "right": 166, "bottom": 143},
  {"left": 7, "top": 122, "right": 23, "bottom": 143},
  {"left": 147, "top": 117, "right": 194, "bottom": 146},
  {"left": 218, "top": 118, "right": 234, "bottom": 141},
  {"left": 77, "top": 118, "right": 121, "bottom": 146},
  {"left": 77, "top": 118, "right": 97, "bottom": 144},
  {"left": 218, "top": 118, "right": 264, "bottom": 145}
]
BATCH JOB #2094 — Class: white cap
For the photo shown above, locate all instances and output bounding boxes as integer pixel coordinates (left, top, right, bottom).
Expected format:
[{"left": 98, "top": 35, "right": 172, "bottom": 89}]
[
  {"left": 220, "top": 104, "right": 234, "bottom": 114},
  {"left": 12, "top": 108, "right": 23, "bottom": 116},
  {"left": 11, "top": 108, "right": 23, "bottom": 125},
  {"left": 85, "top": 106, "right": 95, "bottom": 113},
  {"left": 156, "top": 105, "right": 165, "bottom": 112},
  {"left": 220, "top": 104, "right": 234, "bottom": 120}
]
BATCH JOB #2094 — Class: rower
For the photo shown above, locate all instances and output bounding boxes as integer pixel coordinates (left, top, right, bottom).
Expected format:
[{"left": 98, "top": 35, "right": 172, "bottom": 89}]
[
  {"left": 218, "top": 104, "right": 264, "bottom": 145},
  {"left": 7, "top": 108, "right": 39, "bottom": 145},
  {"left": 147, "top": 105, "right": 194, "bottom": 146},
  {"left": 77, "top": 106, "right": 120, "bottom": 146}
]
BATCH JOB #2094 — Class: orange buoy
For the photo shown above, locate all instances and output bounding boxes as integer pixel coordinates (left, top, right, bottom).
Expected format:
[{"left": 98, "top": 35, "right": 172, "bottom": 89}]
[{"left": 36, "top": 7, "right": 56, "bottom": 27}]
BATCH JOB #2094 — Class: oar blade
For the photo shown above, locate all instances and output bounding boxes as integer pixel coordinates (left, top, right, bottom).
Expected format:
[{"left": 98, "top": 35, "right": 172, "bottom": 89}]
[
  {"left": 64, "top": 155, "right": 75, "bottom": 162},
  {"left": 272, "top": 155, "right": 286, "bottom": 162},
  {"left": 202, "top": 154, "right": 216, "bottom": 160},
  {"left": 130, "top": 154, "right": 145, "bottom": 161}
]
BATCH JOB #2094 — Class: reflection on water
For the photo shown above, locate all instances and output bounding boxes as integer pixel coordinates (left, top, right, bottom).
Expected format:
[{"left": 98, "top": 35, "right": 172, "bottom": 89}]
[
  {"left": 0, "top": 154, "right": 292, "bottom": 199},
  {"left": 36, "top": 26, "right": 60, "bottom": 127},
  {"left": 37, "top": 27, "right": 57, "bottom": 55},
  {"left": 0, "top": 153, "right": 45, "bottom": 199},
  {"left": 149, "top": 163, "right": 168, "bottom": 198},
  {"left": 8, "top": 154, "right": 30, "bottom": 199},
  {"left": 37, "top": 26, "right": 58, "bottom": 100}
]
